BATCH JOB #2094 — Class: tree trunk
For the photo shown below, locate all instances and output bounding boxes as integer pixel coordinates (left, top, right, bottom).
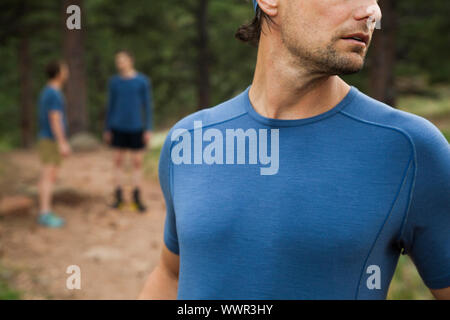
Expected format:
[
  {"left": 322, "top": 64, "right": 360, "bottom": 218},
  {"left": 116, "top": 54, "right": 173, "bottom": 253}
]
[
  {"left": 196, "top": 0, "right": 210, "bottom": 110},
  {"left": 369, "top": 0, "right": 397, "bottom": 107},
  {"left": 18, "top": 35, "right": 34, "bottom": 148},
  {"left": 63, "top": 0, "right": 87, "bottom": 135}
]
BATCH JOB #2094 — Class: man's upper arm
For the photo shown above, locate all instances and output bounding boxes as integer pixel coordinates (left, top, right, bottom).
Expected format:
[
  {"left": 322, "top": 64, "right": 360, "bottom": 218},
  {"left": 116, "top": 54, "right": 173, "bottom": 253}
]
[
  {"left": 49, "top": 110, "right": 62, "bottom": 124},
  {"left": 431, "top": 287, "right": 450, "bottom": 300},
  {"left": 141, "top": 77, "right": 153, "bottom": 131},
  {"left": 159, "top": 130, "right": 180, "bottom": 255},
  {"left": 161, "top": 243, "right": 180, "bottom": 279},
  {"left": 46, "top": 91, "right": 63, "bottom": 112},
  {"left": 399, "top": 119, "right": 450, "bottom": 290}
]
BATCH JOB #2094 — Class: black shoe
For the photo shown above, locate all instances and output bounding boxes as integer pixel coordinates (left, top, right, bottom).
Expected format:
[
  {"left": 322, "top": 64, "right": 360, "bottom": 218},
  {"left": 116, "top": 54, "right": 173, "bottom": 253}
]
[
  {"left": 111, "top": 187, "right": 124, "bottom": 209},
  {"left": 132, "top": 188, "right": 147, "bottom": 213}
]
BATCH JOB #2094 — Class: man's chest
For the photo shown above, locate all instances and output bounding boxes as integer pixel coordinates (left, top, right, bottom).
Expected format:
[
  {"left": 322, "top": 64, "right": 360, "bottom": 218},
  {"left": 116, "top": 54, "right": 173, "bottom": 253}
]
[
  {"left": 115, "top": 82, "right": 142, "bottom": 100},
  {"left": 172, "top": 138, "right": 413, "bottom": 259}
]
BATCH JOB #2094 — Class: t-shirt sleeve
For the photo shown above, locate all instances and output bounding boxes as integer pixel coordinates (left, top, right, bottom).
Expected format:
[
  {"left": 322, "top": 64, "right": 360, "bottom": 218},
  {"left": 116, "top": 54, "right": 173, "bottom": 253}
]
[
  {"left": 141, "top": 77, "right": 153, "bottom": 131},
  {"left": 400, "top": 120, "right": 450, "bottom": 289},
  {"left": 46, "top": 91, "right": 63, "bottom": 112},
  {"left": 159, "top": 131, "right": 179, "bottom": 255}
]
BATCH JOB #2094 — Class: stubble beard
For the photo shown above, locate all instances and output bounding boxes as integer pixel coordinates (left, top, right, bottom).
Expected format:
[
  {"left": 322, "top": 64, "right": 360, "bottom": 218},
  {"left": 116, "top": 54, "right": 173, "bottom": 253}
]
[{"left": 281, "top": 31, "right": 369, "bottom": 76}]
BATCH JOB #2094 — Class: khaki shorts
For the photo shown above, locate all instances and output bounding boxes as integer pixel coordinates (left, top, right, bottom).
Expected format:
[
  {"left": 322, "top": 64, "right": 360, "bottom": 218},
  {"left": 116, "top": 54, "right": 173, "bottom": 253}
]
[{"left": 38, "top": 139, "right": 62, "bottom": 166}]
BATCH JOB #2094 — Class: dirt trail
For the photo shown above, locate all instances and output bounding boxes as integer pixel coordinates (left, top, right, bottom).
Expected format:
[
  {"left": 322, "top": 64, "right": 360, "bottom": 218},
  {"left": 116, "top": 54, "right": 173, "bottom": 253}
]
[{"left": 0, "top": 148, "right": 166, "bottom": 299}]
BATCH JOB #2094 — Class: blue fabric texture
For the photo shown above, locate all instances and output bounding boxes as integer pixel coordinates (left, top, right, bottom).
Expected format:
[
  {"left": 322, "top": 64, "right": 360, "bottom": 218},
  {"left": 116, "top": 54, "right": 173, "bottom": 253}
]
[
  {"left": 159, "top": 86, "right": 450, "bottom": 299},
  {"left": 38, "top": 86, "right": 67, "bottom": 140},
  {"left": 105, "top": 73, "right": 153, "bottom": 132}
]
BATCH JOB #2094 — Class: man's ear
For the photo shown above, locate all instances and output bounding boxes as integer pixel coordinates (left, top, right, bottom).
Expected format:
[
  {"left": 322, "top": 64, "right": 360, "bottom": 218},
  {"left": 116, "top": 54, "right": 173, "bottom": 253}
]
[{"left": 257, "top": 0, "right": 279, "bottom": 18}]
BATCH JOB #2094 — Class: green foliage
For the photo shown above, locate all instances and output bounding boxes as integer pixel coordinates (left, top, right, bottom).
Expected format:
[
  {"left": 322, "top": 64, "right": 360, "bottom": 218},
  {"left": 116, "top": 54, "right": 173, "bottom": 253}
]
[
  {"left": 0, "top": 0, "right": 449, "bottom": 146},
  {"left": 84, "top": 0, "right": 255, "bottom": 135},
  {"left": 398, "top": 86, "right": 450, "bottom": 144},
  {"left": 397, "top": 0, "right": 450, "bottom": 83},
  {"left": 143, "top": 130, "right": 168, "bottom": 180}
]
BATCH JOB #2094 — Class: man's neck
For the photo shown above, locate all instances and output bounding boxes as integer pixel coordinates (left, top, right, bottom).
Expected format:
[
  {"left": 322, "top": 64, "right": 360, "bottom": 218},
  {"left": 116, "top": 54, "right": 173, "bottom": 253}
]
[
  {"left": 48, "top": 79, "right": 62, "bottom": 90},
  {"left": 249, "top": 33, "right": 350, "bottom": 120},
  {"left": 120, "top": 69, "right": 137, "bottom": 79}
]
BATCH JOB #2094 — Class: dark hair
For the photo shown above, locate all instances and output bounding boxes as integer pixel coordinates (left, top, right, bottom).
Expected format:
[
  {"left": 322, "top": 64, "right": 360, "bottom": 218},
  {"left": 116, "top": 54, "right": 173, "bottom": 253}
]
[
  {"left": 235, "top": 6, "right": 274, "bottom": 47},
  {"left": 115, "top": 49, "right": 134, "bottom": 61},
  {"left": 45, "top": 60, "right": 65, "bottom": 80}
]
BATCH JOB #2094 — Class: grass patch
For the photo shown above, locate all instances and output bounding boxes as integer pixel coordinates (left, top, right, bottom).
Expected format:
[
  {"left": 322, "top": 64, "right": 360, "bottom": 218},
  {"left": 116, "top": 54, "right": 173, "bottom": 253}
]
[
  {"left": 398, "top": 86, "right": 450, "bottom": 143},
  {"left": 387, "top": 255, "right": 433, "bottom": 300},
  {"left": 143, "top": 130, "right": 168, "bottom": 181},
  {"left": 0, "top": 136, "right": 17, "bottom": 153},
  {"left": 398, "top": 95, "right": 450, "bottom": 118},
  {"left": 0, "top": 265, "right": 21, "bottom": 300},
  {"left": 397, "top": 86, "right": 450, "bottom": 119},
  {"left": 442, "top": 129, "right": 450, "bottom": 142},
  {"left": 144, "top": 144, "right": 163, "bottom": 181}
]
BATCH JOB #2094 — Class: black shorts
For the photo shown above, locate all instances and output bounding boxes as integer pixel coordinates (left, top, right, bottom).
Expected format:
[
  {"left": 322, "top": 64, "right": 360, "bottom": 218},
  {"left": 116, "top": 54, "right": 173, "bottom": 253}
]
[{"left": 111, "top": 129, "right": 145, "bottom": 150}]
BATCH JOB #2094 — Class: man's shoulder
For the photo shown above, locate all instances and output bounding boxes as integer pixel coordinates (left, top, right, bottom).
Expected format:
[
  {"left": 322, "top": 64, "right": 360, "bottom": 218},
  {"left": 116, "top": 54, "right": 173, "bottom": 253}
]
[
  {"left": 40, "top": 86, "right": 61, "bottom": 102},
  {"left": 343, "top": 88, "right": 449, "bottom": 153},
  {"left": 127, "top": 72, "right": 150, "bottom": 87},
  {"left": 169, "top": 88, "right": 249, "bottom": 134}
]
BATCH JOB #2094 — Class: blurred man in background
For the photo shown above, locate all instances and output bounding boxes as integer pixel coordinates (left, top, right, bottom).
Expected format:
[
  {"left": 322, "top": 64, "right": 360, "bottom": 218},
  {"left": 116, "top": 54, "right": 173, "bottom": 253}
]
[
  {"left": 37, "top": 60, "right": 71, "bottom": 228},
  {"left": 104, "top": 50, "right": 153, "bottom": 213}
]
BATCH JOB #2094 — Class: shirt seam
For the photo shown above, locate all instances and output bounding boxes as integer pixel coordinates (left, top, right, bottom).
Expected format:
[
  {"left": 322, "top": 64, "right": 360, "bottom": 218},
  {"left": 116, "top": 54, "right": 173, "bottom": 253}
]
[
  {"left": 167, "top": 110, "right": 249, "bottom": 246},
  {"left": 185, "top": 110, "right": 249, "bottom": 134},
  {"left": 168, "top": 109, "right": 249, "bottom": 195},
  {"left": 354, "top": 155, "right": 414, "bottom": 299},
  {"left": 245, "top": 87, "right": 359, "bottom": 127},
  {"left": 337, "top": 110, "right": 419, "bottom": 299},
  {"left": 338, "top": 109, "right": 419, "bottom": 251}
]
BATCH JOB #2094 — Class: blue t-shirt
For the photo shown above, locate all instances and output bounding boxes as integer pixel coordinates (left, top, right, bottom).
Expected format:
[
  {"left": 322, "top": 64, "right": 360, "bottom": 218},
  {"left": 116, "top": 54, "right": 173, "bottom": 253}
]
[
  {"left": 38, "top": 86, "right": 67, "bottom": 140},
  {"left": 105, "top": 73, "right": 153, "bottom": 132},
  {"left": 160, "top": 86, "right": 450, "bottom": 300}
]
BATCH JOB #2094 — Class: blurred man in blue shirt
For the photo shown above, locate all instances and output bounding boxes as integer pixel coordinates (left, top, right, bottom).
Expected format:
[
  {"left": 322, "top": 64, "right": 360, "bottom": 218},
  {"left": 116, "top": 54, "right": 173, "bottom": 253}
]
[
  {"left": 37, "top": 60, "right": 71, "bottom": 228},
  {"left": 104, "top": 50, "right": 153, "bottom": 212}
]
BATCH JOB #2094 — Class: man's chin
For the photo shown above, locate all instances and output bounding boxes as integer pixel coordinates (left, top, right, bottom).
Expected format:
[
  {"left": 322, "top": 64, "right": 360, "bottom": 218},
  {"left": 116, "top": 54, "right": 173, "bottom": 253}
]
[{"left": 333, "top": 53, "right": 365, "bottom": 75}]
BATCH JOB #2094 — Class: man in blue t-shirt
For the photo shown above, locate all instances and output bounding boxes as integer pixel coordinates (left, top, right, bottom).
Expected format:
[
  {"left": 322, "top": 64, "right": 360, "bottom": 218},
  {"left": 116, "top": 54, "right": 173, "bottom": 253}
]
[
  {"left": 139, "top": 1, "right": 450, "bottom": 299},
  {"left": 104, "top": 50, "right": 153, "bottom": 213},
  {"left": 37, "top": 60, "right": 71, "bottom": 228}
]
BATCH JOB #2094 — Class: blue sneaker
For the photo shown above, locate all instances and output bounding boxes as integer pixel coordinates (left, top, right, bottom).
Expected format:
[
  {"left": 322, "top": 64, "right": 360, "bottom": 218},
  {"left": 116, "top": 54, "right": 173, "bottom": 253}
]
[{"left": 38, "top": 212, "right": 65, "bottom": 228}]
